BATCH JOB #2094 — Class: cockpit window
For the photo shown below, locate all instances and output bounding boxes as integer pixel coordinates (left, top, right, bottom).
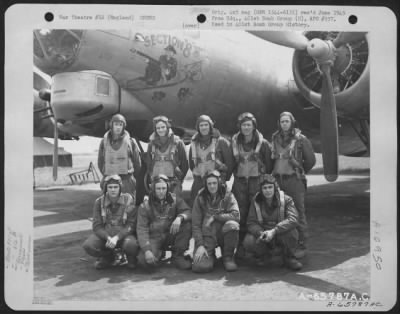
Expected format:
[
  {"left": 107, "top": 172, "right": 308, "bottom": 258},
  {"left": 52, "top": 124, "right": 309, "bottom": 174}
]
[
  {"left": 34, "top": 34, "right": 45, "bottom": 58},
  {"left": 33, "top": 29, "right": 82, "bottom": 69}
]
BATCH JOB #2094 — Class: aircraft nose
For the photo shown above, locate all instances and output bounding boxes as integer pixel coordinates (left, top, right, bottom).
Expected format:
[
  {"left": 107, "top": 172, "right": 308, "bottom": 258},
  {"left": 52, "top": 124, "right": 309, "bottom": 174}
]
[{"left": 34, "top": 30, "right": 83, "bottom": 72}]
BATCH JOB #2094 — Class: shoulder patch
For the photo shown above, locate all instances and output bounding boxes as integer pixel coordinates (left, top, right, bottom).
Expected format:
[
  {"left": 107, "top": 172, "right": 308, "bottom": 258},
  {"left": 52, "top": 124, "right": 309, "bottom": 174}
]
[
  {"left": 124, "top": 193, "right": 133, "bottom": 203},
  {"left": 191, "top": 132, "right": 199, "bottom": 141},
  {"left": 149, "top": 132, "right": 156, "bottom": 142},
  {"left": 223, "top": 187, "right": 232, "bottom": 199},
  {"left": 142, "top": 195, "right": 150, "bottom": 209},
  {"left": 223, "top": 191, "right": 233, "bottom": 204},
  {"left": 283, "top": 194, "right": 293, "bottom": 202},
  {"left": 170, "top": 193, "right": 177, "bottom": 202},
  {"left": 294, "top": 129, "right": 302, "bottom": 139},
  {"left": 232, "top": 132, "right": 239, "bottom": 142},
  {"left": 173, "top": 135, "right": 181, "bottom": 144}
]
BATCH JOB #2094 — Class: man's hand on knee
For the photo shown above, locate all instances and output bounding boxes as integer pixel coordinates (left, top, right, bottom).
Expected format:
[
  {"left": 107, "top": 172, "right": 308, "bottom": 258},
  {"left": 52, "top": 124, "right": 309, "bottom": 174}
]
[{"left": 193, "top": 245, "right": 208, "bottom": 264}]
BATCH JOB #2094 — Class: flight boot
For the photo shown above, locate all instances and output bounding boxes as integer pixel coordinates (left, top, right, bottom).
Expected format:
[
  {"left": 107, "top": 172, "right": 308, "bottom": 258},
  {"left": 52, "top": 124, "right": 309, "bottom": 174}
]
[
  {"left": 223, "top": 230, "right": 239, "bottom": 271},
  {"left": 172, "top": 251, "right": 192, "bottom": 270},
  {"left": 283, "top": 256, "right": 303, "bottom": 271},
  {"left": 111, "top": 249, "right": 128, "bottom": 266},
  {"left": 126, "top": 255, "right": 137, "bottom": 270},
  {"left": 223, "top": 256, "right": 238, "bottom": 272},
  {"left": 294, "top": 241, "right": 307, "bottom": 259},
  {"left": 235, "top": 245, "right": 246, "bottom": 261}
]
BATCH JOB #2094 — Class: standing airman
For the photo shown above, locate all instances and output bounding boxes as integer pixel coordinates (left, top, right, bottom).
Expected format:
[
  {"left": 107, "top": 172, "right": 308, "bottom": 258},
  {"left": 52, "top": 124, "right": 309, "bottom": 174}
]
[
  {"left": 146, "top": 115, "right": 188, "bottom": 197},
  {"left": 98, "top": 114, "right": 141, "bottom": 203},
  {"left": 231, "top": 112, "right": 273, "bottom": 258},
  {"left": 189, "top": 115, "right": 233, "bottom": 203},
  {"left": 271, "top": 112, "right": 316, "bottom": 258}
]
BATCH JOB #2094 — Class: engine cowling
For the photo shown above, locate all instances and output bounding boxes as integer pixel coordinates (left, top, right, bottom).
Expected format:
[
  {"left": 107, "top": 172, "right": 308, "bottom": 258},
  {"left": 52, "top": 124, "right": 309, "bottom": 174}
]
[
  {"left": 51, "top": 71, "right": 120, "bottom": 122},
  {"left": 293, "top": 31, "right": 369, "bottom": 119}
]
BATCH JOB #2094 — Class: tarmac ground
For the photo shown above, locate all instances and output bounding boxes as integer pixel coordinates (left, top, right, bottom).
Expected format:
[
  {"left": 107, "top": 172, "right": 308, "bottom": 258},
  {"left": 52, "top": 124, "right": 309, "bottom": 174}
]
[{"left": 33, "top": 174, "right": 370, "bottom": 308}]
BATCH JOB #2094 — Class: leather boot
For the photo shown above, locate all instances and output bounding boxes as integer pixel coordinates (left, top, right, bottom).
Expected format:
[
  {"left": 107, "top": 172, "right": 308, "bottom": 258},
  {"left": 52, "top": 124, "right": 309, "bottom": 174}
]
[
  {"left": 223, "top": 230, "right": 239, "bottom": 271},
  {"left": 172, "top": 252, "right": 192, "bottom": 270},
  {"left": 223, "top": 256, "right": 238, "bottom": 272},
  {"left": 111, "top": 249, "right": 128, "bottom": 266},
  {"left": 294, "top": 241, "right": 307, "bottom": 259},
  {"left": 284, "top": 256, "right": 303, "bottom": 271},
  {"left": 126, "top": 255, "right": 137, "bottom": 270}
]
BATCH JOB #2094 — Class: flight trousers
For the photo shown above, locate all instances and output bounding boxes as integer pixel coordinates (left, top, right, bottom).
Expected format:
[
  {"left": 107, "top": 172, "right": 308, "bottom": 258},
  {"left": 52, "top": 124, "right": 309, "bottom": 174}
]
[
  {"left": 137, "top": 221, "right": 191, "bottom": 268},
  {"left": 192, "top": 220, "right": 239, "bottom": 273},
  {"left": 243, "top": 228, "right": 298, "bottom": 259},
  {"left": 190, "top": 175, "right": 204, "bottom": 206},
  {"left": 82, "top": 234, "right": 139, "bottom": 264},
  {"left": 232, "top": 176, "right": 260, "bottom": 243},
  {"left": 275, "top": 175, "right": 308, "bottom": 243}
]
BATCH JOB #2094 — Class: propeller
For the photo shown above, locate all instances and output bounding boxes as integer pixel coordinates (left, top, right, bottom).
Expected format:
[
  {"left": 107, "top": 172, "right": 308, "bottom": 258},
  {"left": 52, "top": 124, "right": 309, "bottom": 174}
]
[
  {"left": 38, "top": 88, "right": 59, "bottom": 181},
  {"left": 250, "top": 31, "right": 365, "bottom": 181},
  {"left": 307, "top": 38, "right": 339, "bottom": 181},
  {"left": 248, "top": 31, "right": 308, "bottom": 50},
  {"left": 319, "top": 63, "right": 338, "bottom": 181},
  {"left": 53, "top": 117, "right": 59, "bottom": 181}
]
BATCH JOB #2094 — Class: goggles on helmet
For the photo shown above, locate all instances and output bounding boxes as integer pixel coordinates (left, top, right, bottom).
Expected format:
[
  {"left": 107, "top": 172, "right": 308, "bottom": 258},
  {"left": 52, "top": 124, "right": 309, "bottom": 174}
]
[
  {"left": 205, "top": 169, "right": 221, "bottom": 179},
  {"left": 259, "top": 174, "right": 277, "bottom": 186},
  {"left": 237, "top": 113, "right": 257, "bottom": 129},
  {"left": 153, "top": 116, "right": 170, "bottom": 124},
  {"left": 104, "top": 174, "right": 122, "bottom": 183},
  {"left": 238, "top": 112, "right": 255, "bottom": 121},
  {"left": 197, "top": 115, "right": 214, "bottom": 126},
  {"left": 152, "top": 174, "right": 170, "bottom": 184},
  {"left": 111, "top": 114, "right": 126, "bottom": 125}
]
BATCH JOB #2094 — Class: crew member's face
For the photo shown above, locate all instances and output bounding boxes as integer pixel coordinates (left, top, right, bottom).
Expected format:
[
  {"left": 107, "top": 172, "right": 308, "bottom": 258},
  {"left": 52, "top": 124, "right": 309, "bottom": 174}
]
[
  {"left": 155, "top": 181, "right": 168, "bottom": 200},
  {"left": 261, "top": 183, "right": 275, "bottom": 200},
  {"left": 199, "top": 121, "right": 210, "bottom": 136},
  {"left": 155, "top": 121, "right": 168, "bottom": 137},
  {"left": 240, "top": 120, "right": 254, "bottom": 136},
  {"left": 107, "top": 183, "right": 120, "bottom": 198},
  {"left": 206, "top": 177, "right": 219, "bottom": 195},
  {"left": 112, "top": 121, "right": 124, "bottom": 135},
  {"left": 280, "top": 115, "right": 292, "bottom": 132},
  {"left": 166, "top": 50, "right": 173, "bottom": 58}
]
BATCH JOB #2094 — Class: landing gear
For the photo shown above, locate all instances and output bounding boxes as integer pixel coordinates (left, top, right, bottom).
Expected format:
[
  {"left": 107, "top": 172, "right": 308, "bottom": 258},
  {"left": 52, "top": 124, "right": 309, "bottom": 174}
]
[{"left": 350, "top": 119, "right": 370, "bottom": 154}]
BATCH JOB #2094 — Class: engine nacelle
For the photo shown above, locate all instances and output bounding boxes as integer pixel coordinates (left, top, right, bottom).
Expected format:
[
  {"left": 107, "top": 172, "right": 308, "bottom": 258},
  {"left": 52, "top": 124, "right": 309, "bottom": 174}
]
[
  {"left": 292, "top": 32, "right": 370, "bottom": 119},
  {"left": 51, "top": 71, "right": 120, "bottom": 122}
]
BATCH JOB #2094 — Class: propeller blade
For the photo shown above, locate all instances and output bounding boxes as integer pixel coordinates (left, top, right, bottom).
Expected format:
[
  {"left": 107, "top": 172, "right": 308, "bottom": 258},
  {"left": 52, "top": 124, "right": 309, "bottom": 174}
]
[
  {"left": 332, "top": 32, "right": 367, "bottom": 48},
  {"left": 53, "top": 118, "right": 59, "bottom": 181},
  {"left": 319, "top": 64, "right": 339, "bottom": 182},
  {"left": 248, "top": 31, "right": 309, "bottom": 50}
]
